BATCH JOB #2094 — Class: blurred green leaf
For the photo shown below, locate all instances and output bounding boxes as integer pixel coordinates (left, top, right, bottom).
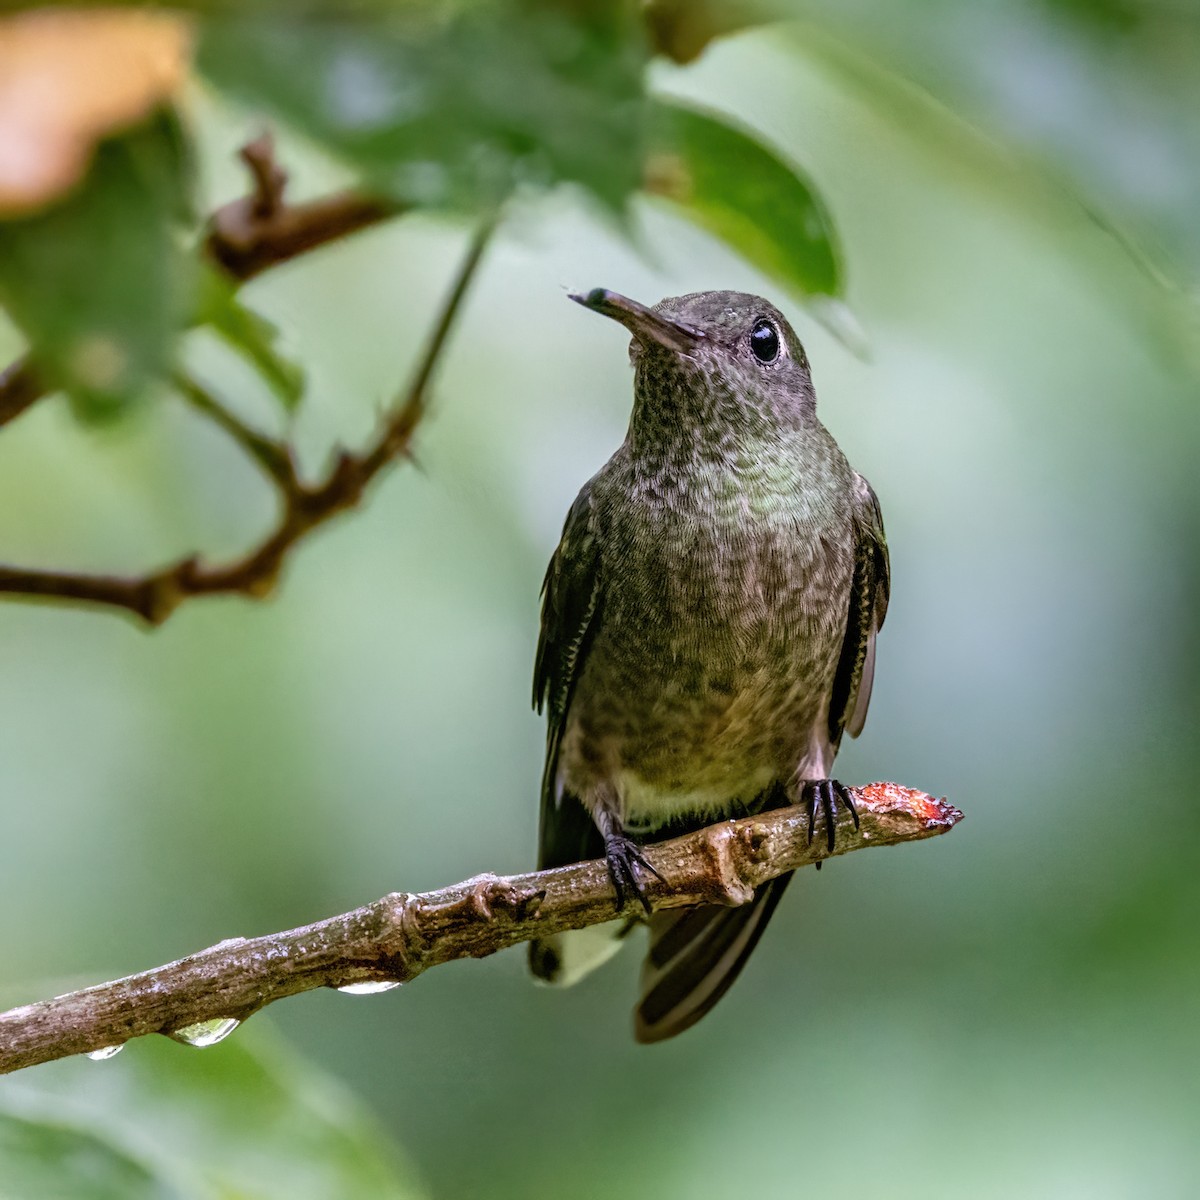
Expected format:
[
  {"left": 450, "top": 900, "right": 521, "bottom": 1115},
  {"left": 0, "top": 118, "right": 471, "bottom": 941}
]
[
  {"left": 0, "top": 1112, "right": 166, "bottom": 1200},
  {"left": 645, "top": 99, "right": 842, "bottom": 297},
  {"left": 197, "top": 3, "right": 648, "bottom": 213},
  {"left": 195, "top": 264, "right": 305, "bottom": 412},
  {"left": 0, "top": 1026, "right": 425, "bottom": 1199},
  {"left": 0, "top": 112, "right": 193, "bottom": 419}
]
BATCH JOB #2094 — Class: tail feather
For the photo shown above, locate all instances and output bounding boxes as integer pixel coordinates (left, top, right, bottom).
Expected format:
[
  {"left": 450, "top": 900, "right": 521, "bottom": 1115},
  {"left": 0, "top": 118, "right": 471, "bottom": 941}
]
[
  {"left": 634, "top": 875, "right": 793, "bottom": 1044},
  {"left": 529, "top": 918, "right": 639, "bottom": 987}
]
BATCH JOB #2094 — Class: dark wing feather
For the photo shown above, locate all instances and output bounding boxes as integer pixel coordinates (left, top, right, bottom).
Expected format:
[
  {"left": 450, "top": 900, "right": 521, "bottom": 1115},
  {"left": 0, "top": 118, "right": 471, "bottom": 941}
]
[
  {"left": 533, "top": 484, "right": 605, "bottom": 870},
  {"left": 828, "top": 473, "right": 890, "bottom": 745},
  {"left": 634, "top": 875, "right": 793, "bottom": 1043}
]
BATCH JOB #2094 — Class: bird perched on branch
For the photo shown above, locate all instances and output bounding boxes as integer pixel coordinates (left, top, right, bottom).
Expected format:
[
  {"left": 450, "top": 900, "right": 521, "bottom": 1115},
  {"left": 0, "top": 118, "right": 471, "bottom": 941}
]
[{"left": 530, "top": 289, "right": 889, "bottom": 1042}]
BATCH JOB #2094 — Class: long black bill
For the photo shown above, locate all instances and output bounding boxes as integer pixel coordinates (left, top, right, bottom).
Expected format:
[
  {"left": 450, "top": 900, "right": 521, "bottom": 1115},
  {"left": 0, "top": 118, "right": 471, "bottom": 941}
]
[{"left": 570, "top": 288, "right": 705, "bottom": 355}]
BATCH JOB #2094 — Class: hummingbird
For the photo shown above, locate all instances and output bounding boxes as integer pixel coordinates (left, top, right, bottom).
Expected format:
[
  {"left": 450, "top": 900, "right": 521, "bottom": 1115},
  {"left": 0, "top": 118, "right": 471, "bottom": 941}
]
[{"left": 530, "top": 289, "right": 889, "bottom": 1043}]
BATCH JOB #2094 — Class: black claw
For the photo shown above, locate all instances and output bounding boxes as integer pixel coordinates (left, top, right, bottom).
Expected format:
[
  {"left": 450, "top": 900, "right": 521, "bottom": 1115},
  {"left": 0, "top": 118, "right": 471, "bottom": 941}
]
[
  {"left": 604, "top": 833, "right": 661, "bottom": 915},
  {"left": 836, "top": 781, "right": 860, "bottom": 830},
  {"left": 827, "top": 781, "right": 840, "bottom": 852},
  {"left": 801, "top": 778, "right": 858, "bottom": 856}
]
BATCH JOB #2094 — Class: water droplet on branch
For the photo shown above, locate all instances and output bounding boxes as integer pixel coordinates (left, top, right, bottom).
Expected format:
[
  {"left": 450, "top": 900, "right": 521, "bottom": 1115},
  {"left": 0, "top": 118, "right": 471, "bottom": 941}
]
[
  {"left": 169, "top": 1017, "right": 241, "bottom": 1048},
  {"left": 336, "top": 981, "right": 401, "bottom": 995},
  {"left": 85, "top": 1044, "right": 124, "bottom": 1061}
]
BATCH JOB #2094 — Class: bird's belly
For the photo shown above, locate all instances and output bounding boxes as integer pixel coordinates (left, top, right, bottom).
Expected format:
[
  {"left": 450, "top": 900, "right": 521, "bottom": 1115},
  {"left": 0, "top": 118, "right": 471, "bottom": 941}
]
[
  {"left": 619, "top": 665, "right": 826, "bottom": 824},
  {"left": 559, "top": 502, "right": 855, "bottom": 829},
  {"left": 563, "top": 629, "right": 840, "bottom": 828}
]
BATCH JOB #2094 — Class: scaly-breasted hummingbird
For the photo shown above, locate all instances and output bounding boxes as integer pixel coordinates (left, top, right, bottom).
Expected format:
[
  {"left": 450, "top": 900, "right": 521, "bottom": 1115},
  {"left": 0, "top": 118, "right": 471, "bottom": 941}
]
[{"left": 530, "top": 289, "right": 890, "bottom": 1042}]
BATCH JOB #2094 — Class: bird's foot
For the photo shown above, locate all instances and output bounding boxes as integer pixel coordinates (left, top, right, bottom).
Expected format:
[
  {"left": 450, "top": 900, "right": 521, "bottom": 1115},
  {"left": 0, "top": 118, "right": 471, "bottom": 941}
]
[
  {"left": 604, "top": 832, "right": 663, "bottom": 916},
  {"left": 801, "top": 778, "right": 860, "bottom": 855}
]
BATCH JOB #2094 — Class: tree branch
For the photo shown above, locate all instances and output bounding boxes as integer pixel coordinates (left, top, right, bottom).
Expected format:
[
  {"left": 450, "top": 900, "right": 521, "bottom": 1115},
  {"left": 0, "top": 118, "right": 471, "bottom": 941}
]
[
  {"left": 0, "top": 132, "right": 397, "bottom": 430},
  {"left": 0, "top": 216, "right": 493, "bottom": 625},
  {"left": 202, "top": 133, "right": 397, "bottom": 282},
  {"left": 0, "top": 783, "right": 962, "bottom": 1074},
  {"left": 174, "top": 371, "right": 298, "bottom": 490}
]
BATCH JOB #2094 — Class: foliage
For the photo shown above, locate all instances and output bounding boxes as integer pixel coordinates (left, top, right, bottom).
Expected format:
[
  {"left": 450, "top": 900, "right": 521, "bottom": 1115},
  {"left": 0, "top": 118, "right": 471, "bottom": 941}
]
[
  {"left": 0, "top": 112, "right": 192, "bottom": 417},
  {"left": 646, "top": 99, "right": 840, "bottom": 297},
  {"left": 0, "top": 1029, "right": 422, "bottom": 1198},
  {"left": 0, "top": 2, "right": 842, "bottom": 418}
]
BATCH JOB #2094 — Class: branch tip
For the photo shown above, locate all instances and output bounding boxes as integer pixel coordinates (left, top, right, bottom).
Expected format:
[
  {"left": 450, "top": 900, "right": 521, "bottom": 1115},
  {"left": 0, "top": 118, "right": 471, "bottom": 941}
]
[{"left": 239, "top": 131, "right": 287, "bottom": 218}]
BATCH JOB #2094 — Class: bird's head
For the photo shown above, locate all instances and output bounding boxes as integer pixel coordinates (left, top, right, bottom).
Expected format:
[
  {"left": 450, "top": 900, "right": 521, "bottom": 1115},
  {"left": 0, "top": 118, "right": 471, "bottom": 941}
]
[{"left": 570, "top": 288, "right": 817, "bottom": 449}]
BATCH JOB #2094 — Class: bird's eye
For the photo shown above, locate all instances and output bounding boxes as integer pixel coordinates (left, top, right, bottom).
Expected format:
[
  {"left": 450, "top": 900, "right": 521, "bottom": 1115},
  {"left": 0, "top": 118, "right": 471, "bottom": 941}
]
[{"left": 750, "top": 319, "right": 780, "bottom": 364}]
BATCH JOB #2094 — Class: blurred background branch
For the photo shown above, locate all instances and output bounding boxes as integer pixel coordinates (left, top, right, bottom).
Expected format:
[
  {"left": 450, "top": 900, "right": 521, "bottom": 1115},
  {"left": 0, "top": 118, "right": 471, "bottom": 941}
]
[
  {"left": 0, "top": 783, "right": 962, "bottom": 1075},
  {"left": 0, "top": 212, "right": 492, "bottom": 624},
  {"left": 202, "top": 133, "right": 398, "bottom": 282}
]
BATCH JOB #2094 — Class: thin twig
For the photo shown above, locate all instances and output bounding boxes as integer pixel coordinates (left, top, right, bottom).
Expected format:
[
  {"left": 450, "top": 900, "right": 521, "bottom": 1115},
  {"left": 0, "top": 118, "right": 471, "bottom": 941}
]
[
  {"left": 0, "top": 356, "right": 44, "bottom": 428},
  {"left": 0, "top": 136, "right": 398, "bottom": 429},
  {"left": 173, "top": 371, "right": 297, "bottom": 490},
  {"left": 0, "top": 220, "right": 494, "bottom": 625},
  {"left": 237, "top": 132, "right": 288, "bottom": 220},
  {"left": 0, "top": 783, "right": 963, "bottom": 1074}
]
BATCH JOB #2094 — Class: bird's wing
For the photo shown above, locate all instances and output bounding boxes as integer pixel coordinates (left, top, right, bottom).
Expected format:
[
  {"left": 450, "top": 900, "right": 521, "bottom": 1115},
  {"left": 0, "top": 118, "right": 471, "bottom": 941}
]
[
  {"left": 533, "top": 482, "right": 606, "bottom": 870},
  {"left": 828, "top": 473, "right": 890, "bottom": 744}
]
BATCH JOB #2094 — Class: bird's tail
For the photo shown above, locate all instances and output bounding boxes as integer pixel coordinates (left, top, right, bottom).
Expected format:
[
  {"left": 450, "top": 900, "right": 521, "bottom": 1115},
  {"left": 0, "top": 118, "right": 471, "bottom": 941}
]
[
  {"left": 529, "top": 918, "right": 640, "bottom": 987},
  {"left": 633, "top": 874, "right": 793, "bottom": 1043}
]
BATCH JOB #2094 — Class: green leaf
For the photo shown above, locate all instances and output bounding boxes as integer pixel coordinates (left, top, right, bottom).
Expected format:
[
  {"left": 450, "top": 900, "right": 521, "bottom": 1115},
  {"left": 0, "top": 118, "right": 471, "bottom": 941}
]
[
  {"left": 0, "top": 111, "right": 194, "bottom": 418},
  {"left": 644, "top": 99, "right": 843, "bottom": 298},
  {"left": 195, "top": 264, "right": 305, "bottom": 411},
  {"left": 196, "top": 3, "right": 648, "bottom": 214},
  {"left": 0, "top": 1025, "right": 425, "bottom": 1199},
  {"left": 0, "top": 1112, "right": 166, "bottom": 1200}
]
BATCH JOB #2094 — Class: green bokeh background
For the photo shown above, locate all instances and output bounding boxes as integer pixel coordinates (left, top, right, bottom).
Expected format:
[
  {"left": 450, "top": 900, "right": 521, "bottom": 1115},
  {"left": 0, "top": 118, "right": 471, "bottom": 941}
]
[{"left": 1, "top": 13, "right": 1198, "bottom": 1200}]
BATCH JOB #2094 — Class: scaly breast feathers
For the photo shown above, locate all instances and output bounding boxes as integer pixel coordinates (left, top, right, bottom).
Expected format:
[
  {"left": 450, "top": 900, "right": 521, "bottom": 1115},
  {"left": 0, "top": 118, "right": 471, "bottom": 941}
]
[{"left": 561, "top": 518, "right": 852, "bottom": 827}]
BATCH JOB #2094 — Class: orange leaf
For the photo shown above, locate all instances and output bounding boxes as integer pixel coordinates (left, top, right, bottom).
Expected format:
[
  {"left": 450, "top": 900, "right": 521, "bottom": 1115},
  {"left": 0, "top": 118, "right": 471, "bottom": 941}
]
[{"left": 0, "top": 8, "right": 192, "bottom": 217}]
